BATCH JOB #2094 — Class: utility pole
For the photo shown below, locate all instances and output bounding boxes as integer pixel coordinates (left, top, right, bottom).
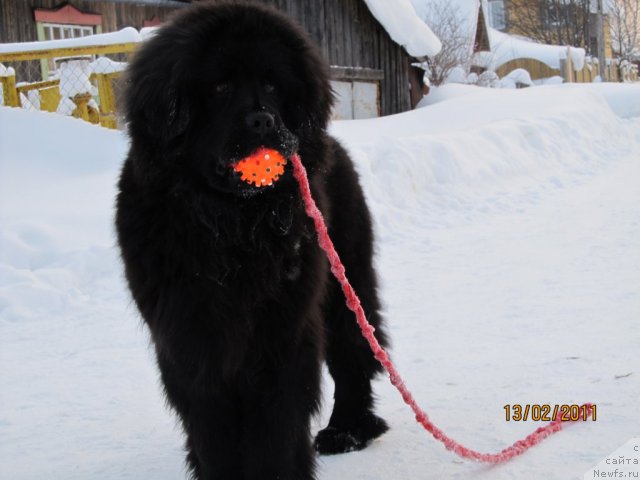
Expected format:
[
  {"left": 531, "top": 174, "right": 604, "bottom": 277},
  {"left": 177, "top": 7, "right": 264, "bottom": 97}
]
[{"left": 596, "top": 0, "right": 607, "bottom": 81}]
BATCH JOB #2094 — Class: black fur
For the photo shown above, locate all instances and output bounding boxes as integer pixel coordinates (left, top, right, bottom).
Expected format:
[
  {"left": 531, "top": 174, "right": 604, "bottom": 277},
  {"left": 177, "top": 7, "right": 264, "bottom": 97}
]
[{"left": 115, "top": 3, "right": 389, "bottom": 479}]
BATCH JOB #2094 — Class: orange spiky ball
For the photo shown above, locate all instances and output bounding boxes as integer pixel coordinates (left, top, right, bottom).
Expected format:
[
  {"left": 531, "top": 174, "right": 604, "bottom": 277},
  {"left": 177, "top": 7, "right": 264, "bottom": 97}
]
[{"left": 233, "top": 147, "right": 287, "bottom": 187}]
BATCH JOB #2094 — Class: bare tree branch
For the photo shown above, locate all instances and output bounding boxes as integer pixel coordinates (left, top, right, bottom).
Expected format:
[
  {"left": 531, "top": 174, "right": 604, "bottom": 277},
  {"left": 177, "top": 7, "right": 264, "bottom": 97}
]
[
  {"left": 607, "top": 0, "right": 640, "bottom": 60},
  {"left": 506, "top": 0, "right": 592, "bottom": 52},
  {"left": 417, "top": 0, "right": 473, "bottom": 86}
]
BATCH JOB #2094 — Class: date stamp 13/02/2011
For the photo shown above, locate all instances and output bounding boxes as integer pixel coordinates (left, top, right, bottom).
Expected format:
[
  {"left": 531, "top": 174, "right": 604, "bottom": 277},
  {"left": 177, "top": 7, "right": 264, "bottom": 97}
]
[{"left": 504, "top": 404, "right": 597, "bottom": 422}]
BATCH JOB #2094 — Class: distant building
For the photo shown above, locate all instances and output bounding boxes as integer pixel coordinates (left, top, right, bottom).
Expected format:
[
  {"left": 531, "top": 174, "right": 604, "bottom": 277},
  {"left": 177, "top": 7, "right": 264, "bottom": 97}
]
[
  {"left": 484, "top": 0, "right": 613, "bottom": 58},
  {"left": 0, "top": 0, "right": 441, "bottom": 117}
]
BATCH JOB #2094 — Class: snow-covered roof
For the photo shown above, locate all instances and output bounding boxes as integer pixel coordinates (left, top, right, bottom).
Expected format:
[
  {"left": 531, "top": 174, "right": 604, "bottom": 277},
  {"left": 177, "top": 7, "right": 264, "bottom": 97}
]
[
  {"left": 0, "top": 28, "right": 141, "bottom": 55},
  {"left": 475, "top": 28, "right": 586, "bottom": 71},
  {"left": 362, "top": 0, "right": 442, "bottom": 57}
]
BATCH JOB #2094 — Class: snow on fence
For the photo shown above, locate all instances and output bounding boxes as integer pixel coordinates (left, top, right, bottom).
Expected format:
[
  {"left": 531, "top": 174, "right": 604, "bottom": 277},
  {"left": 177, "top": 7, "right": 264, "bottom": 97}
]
[
  {"left": 483, "top": 27, "right": 639, "bottom": 84},
  {"left": 0, "top": 30, "right": 140, "bottom": 129},
  {"left": 495, "top": 54, "right": 638, "bottom": 84}
]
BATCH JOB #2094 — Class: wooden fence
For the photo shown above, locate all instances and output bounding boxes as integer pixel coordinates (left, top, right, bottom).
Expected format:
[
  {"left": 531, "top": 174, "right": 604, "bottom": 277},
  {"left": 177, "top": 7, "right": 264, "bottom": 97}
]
[
  {"left": 495, "top": 58, "right": 560, "bottom": 81},
  {"left": 0, "top": 42, "right": 136, "bottom": 129},
  {"left": 495, "top": 55, "right": 638, "bottom": 84}
]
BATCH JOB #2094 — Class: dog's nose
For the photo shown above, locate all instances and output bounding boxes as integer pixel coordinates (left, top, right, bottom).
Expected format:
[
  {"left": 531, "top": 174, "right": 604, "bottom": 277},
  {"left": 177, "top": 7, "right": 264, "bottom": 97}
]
[{"left": 245, "top": 111, "right": 275, "bottom": 137}]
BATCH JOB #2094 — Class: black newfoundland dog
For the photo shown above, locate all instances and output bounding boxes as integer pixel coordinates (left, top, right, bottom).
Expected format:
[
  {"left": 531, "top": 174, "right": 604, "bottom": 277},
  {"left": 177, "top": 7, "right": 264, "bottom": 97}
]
[{"left": 116, "top": 2, "right": 389, "bottom": 478}]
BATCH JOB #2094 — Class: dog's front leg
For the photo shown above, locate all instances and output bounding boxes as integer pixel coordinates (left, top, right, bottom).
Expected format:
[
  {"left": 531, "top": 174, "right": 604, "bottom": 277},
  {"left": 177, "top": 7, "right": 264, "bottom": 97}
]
[
  {"left": 239, "top": 346, "right": 321, "bottom": 480},
  {"left": 179, "top": 392, "right": 244, "bottom": 480}
]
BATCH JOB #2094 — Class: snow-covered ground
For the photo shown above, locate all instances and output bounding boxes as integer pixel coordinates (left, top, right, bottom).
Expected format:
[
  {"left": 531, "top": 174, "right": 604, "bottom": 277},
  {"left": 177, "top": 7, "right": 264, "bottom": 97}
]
[{"left": 1, "top": 83, "right": 639, "bottom": 479}]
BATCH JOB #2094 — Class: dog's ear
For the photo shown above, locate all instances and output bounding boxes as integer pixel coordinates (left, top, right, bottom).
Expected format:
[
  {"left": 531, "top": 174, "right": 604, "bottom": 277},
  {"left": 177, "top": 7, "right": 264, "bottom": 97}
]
[
  {"left": 122, "top": 33, "right": 192, "bottom": 153},
  {"left": 279, "top": 27, "right": 334, "bottom": 133},
  {"left": 298, "top": 52, "right": 334, "bottom": 131}
]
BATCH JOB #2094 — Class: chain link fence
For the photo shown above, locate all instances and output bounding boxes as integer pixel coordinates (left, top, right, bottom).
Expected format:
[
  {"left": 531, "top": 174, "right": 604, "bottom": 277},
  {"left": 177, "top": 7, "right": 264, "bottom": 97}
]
[{"left": 0, "top": 43, "right": 135, "bottom": 129}]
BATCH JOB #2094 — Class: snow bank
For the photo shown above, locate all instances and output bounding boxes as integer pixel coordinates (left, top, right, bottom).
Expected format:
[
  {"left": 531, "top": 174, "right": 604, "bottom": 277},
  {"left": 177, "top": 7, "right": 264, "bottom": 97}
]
[
  {"left": 422, "top": 82, "right": 640, "bottom": 113},
  {"left": 362, "top": 0, "right": 442, "bottom": 57},
  {"left": 536, "top": 75, "right": 564, "bottom": 86},
  {"left": 500, "top": 68, "right": 534, "bottom": 88},
  {"left": 0, "top": 109, "right": 126, "bottom": 258},
  {"left": 445, "top": 66, "right": 469, "bottom": 84},
  {"left": 557, "top": 83, "right": 640, "bottom": 118},
  {"left": 337, "top": 83, "right": 640, "bottom": 144},
  {"left": 331, "top": 85, "right": 639, "bottom": 238},
  {"left": 476, "top": 28, "right": 586, "bottom": 71},
  {"left": 416, "top": 83, "right": 482, "bottom": 108}
]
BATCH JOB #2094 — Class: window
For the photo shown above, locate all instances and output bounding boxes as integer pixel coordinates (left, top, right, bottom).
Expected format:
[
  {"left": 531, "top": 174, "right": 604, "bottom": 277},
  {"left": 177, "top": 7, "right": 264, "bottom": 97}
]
[
  {"left": 35, "top": 4, "right": 102, "bottom": 37},
  {"left": 34, "top": 5, "right": 102, "bottom": 79},
  {"left": 488, "top": 0, "right": 506, "bottom": 30},
  {"left": 541, "top": 3, "right": 577, "bottom": 29},
  {"left": 42, "top": 23, "right": 94, "bottom": 41}
]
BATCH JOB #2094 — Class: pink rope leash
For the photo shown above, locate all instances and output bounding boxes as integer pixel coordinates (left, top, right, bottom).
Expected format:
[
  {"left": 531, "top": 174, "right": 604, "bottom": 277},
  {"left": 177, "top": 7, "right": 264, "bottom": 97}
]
[{"left": 290, "top": 153, "right": 592, "bottom": 463}]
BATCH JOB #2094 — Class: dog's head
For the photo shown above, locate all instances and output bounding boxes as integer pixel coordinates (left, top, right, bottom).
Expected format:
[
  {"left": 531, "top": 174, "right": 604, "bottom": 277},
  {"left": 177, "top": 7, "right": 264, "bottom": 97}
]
[{"left": 123, "top": 3, "right": 334, "bottom": 195}]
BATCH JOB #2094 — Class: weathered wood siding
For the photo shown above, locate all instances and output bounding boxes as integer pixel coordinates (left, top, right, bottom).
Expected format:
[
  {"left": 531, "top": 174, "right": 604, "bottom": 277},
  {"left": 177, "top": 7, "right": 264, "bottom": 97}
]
[
  {"left": 0, "top": 0, "right": 413, "bottom": 115},
  {"left": 263, "top": 0, "right": 412, "bottom": 114}
]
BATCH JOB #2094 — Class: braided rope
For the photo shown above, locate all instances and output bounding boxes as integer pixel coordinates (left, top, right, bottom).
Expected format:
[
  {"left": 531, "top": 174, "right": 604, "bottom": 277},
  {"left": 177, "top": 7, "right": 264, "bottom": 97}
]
[{"left": 291, "top": 153, "right": 591, "bottom": 463}]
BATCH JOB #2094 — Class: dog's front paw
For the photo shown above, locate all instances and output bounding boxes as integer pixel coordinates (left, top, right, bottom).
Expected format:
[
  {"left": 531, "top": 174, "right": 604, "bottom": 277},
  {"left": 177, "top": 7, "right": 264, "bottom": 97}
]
[{"left": 314, "top": 413, "right": 389, "bottom": 455}]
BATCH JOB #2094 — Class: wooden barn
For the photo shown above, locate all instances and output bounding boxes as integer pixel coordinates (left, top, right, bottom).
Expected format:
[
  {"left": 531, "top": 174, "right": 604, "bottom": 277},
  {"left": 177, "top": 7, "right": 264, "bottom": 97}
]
[{"left": 0, "top": 0, "right": 440, "bottom": 117}]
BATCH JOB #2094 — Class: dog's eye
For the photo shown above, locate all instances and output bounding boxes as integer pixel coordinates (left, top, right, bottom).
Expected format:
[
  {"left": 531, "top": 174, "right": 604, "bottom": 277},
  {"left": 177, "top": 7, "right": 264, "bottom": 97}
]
[
  {"left": 214, "top": 83, "right": 231, "bottom": 95},
  {"left": 264, "top": 83, "right": 276, "bottom": 94}
]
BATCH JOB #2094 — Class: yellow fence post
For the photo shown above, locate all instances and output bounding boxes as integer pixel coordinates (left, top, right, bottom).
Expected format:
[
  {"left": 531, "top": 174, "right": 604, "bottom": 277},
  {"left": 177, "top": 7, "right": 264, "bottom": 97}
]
[
  {"left": 1, "top": 72, "right": 20, "bottom": 107},
  {"left": 95, "top": 72, "right": 118, "bottom": 129},
  {"left": 564, "top": 47, "right": 574, "bottom": 83},
  {"left": 71, "top": 92, "right": 94, "bottom": 123}
]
